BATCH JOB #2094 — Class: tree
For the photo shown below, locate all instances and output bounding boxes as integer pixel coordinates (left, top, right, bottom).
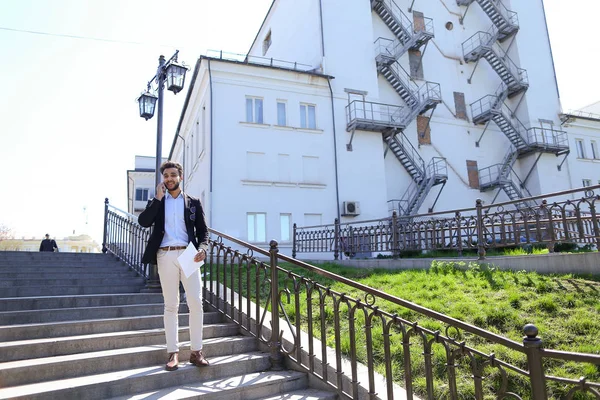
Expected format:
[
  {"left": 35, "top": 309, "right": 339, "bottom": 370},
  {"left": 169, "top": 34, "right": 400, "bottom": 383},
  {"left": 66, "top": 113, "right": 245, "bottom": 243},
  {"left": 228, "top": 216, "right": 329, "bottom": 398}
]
[{"left": 0, "top": 223, "right": 13, "bottom": 241}]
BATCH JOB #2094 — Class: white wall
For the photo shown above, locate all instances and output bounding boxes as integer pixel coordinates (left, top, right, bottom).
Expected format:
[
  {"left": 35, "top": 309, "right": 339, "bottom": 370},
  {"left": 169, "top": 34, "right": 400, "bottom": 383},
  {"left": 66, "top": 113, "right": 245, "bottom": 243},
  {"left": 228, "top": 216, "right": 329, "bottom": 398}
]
[
  {"left": 248, "top": 0, "right": 323, "bottom": 69},
  {"left": 164, "top": 0, "right": 600, "bottom": 260}
]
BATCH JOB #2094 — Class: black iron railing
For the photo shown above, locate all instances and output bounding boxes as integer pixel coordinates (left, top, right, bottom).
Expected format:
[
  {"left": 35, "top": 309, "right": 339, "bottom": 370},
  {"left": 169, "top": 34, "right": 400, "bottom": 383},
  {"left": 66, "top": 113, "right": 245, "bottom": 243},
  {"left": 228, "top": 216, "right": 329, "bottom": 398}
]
[
  {"left": 101, "top": 192, "right": 600, "bottom": 399},
  {"left": 207, "top": 231, "right": 600, "bottom": 399},
  {"left": 102, "top": 198, "right": 150, "bottom": 279},
  {"left": 294, "top": 185, "right": 600, "bottom": 260}
]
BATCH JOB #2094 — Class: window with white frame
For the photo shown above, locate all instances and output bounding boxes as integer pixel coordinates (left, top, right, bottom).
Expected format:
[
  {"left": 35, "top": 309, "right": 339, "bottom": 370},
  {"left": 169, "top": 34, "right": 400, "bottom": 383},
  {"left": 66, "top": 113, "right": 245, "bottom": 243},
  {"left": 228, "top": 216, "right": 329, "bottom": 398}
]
[
  {"left": 262, "top": 30, "right": 272, "bottom": 56},
  {"left": 576, "top": 139, "right": 586, "bottom": 158},
  {"left": 280, "top": 214, "right": 291, "bottom": 242},
  {"left": 277, "top": 101, "right": 287, "bottom": 126},
  {"left": 304, "top": 213, "right": 322, "bottom": 227},
  {"left": 247, "top": 212, "right": 266, "bottom": 242},
  {"left": 246, "top": 97, "right": 264, "bottom": 124},
  {"left": 591, "top": 141, "right": 598, "bottom": 159},
  {"left": 135, "top": 188, "right": 149, "bottom": 201},
  {"left": 201, "top": 105, "right": 207, "bottom": 155},
  {"left": 195, "top": 118, "right": 202, "bottom": 159},
  {"left": 582, "top": 179, "right": 592, "bottom": 187},
  {"left": 277, "top": 153, "right": 291, "bottom": 182},
  {"left": 302, "top": 155, "right": 319, "bottom": 183},
  {"left": 246, "top": 151, "right": 267, "bottom": 181},
  {"left": 300, "top": 103, "right": 316, "bottom": 129}
]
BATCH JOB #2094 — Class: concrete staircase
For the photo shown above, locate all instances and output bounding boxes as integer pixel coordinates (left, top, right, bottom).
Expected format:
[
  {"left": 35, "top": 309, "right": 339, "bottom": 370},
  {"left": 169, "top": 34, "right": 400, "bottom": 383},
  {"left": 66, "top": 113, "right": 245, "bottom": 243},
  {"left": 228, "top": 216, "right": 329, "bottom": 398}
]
[{"left": 0, "top": 251, "right": 337, "bottom": 400}]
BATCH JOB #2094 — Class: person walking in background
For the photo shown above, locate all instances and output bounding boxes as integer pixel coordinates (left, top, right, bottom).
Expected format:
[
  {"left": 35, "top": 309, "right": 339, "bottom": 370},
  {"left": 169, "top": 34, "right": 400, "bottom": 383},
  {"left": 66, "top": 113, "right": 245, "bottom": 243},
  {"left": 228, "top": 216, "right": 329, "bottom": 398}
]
[
  {"left": 39, "top": 234, "right": 58, "bottom": 252},
  {"left": 138, "top": 160, "right": 210, "bottom": 371}
]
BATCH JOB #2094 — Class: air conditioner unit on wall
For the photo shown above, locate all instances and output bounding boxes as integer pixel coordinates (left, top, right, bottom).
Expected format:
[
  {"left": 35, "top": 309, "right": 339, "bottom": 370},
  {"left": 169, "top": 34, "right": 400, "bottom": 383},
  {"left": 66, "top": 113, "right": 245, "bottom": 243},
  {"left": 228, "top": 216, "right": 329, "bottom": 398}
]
[{"left": 342, "top": 201, "right": 360, "bottom": 216}]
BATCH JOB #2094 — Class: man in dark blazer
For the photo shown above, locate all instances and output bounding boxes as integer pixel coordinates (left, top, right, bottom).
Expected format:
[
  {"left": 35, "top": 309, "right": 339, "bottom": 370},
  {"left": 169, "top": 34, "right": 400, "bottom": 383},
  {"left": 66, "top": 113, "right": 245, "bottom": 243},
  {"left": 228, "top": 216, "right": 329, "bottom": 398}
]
[
  {"left": 39, "top": 234, "right": 58, "bottom": 252},
  {"left": 138, "top": 160, "right": 209, "bottom": 371}
]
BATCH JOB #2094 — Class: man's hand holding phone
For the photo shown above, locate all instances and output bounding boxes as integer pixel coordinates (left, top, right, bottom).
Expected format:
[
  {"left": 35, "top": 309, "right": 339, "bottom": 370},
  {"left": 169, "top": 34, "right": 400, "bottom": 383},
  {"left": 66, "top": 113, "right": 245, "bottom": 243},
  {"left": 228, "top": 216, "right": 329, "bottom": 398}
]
[{"left": 156, "top": 182, "right": 167, "bottom": 200}]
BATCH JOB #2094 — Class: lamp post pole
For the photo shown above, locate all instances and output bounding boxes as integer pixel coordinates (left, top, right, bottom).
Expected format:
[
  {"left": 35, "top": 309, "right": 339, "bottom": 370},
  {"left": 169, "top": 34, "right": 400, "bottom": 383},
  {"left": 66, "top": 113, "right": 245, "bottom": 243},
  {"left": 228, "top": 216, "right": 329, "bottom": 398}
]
[
  {"left": 137, "top": 50, "right": 188, "bottom": 292},
  {"left": 154, "top": 55, "right": 166, "bottom": 188}
]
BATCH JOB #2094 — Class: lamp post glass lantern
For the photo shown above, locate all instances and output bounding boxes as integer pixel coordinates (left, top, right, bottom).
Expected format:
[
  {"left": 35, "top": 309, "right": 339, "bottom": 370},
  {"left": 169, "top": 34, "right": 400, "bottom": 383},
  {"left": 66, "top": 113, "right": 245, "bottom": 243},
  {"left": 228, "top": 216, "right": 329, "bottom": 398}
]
[
  {"left": 137, "top": 90, "right": 158, "bottom": 120},
  {"left": 166, "top": 62, "right": 187, "bottom": 94}
]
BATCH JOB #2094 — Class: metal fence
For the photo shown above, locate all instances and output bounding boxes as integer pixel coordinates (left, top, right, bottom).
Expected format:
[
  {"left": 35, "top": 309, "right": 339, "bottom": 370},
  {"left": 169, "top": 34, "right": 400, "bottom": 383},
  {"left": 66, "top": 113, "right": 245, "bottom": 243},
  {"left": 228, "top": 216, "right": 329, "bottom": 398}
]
[
  {"left": 101, "top": 188, "right": 600, "bottom": 399},
  {"left": 294, "top": 185, "right": 600, "bottom": 259},
  {"left": 102, "top": 198, "right": 150, "bottom": 279}
]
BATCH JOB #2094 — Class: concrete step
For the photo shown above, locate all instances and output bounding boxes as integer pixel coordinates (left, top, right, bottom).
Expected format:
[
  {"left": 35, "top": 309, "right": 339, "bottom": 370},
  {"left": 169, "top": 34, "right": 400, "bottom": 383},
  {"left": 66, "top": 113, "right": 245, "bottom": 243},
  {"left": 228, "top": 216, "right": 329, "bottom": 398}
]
[
  {"left": 0, "top": 311, "right": 224, "bottom": 341},
  {"left": 109, "top": 371, "right": 317, "bottom": 400},
  {"left": 0, "top": 277, "right": 146, "bottom": 288},
  {"left": 0, "top": 303, "right": 187, "bottom": 325},
  {"left": 0, "top": 284, "right": 145, "bottom": 297},
  {"left": 0, "top": 337, "right": 259, "bottom": 388},
  {"left": 262, "top": 389, "right": 338, "bottom": 400},
  {"left": 0, "top": 264, "right": 129, "bottom": 270},
  {"left": 0, "top": 352, "right": 271, "bottom": 400},
  {"left": 0, "top": 293, "right": 163, "bottom": 312},
  {"left": 0, "top": 323, "right": 240, "bottom": 362},
  {"left": 0, "top": 271, "right": 139, "bottom": 279}
]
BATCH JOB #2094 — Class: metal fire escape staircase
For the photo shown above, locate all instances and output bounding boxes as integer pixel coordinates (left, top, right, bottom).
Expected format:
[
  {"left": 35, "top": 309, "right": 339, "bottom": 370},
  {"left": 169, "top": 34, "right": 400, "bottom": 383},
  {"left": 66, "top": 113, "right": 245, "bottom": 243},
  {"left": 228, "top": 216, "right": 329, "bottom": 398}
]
[
  {"left": 471, "top": 84, "right": 570, "bottom": 208},
  {"left": 383, "top": 133, "right": 447, "bottom": 215},
  {"left": 462, "top": 26, "right": 528, "bottom": 98},
  {"left": 456, "top": 0, "right": 519, "bottom": 41},
  {"left": 371, "top": 0, "right": 434, "bottom": 55}
]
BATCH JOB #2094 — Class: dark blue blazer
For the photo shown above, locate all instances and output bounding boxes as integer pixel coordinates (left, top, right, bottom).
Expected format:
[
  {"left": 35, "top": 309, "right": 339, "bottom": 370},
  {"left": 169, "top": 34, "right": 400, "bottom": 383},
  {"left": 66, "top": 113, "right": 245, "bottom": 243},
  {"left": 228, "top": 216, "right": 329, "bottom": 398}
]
[{"left": 138, "top": 193, "right": 209, "bottom": 264}]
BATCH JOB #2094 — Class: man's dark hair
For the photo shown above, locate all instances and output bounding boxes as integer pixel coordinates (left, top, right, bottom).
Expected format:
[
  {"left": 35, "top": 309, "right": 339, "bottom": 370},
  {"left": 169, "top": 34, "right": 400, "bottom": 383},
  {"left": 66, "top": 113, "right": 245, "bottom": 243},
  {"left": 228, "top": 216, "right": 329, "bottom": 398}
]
[{"left": 159, "top": 160, "right": 183, "bottom": 177}]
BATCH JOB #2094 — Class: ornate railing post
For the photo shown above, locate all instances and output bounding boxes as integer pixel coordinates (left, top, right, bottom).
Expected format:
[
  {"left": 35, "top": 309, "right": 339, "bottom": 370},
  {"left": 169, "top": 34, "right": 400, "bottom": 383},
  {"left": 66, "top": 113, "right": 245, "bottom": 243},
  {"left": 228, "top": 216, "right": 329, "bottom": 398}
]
[
  {"left": 269, "top": 240, "right": 284, "bottom": 370},
  {"left": 589, "top": 196, "right": 600, "bottom": 250},
  {"left": 541, "top": 200, "right": 555, "bottom": 253},
  {"left": 292, "top": 223, "right": 297, "bottom": 258},
  {"left": 102, "top": 198, "right": 109, "bottom": 253},
  {"left": 523, "top": 324, "right": 548, "bottom": 400},
  {"left": 476, "top": 199, "right": 486, "bottom": 260},
  {"left": 334, "top": 218, "right": 340, "bottom": 260},
  {"left": 456, "top": 211, "right": 463, "bottom": 257},
  {"left": 391, "top": 211, "right": 399, "bottom": 258}
]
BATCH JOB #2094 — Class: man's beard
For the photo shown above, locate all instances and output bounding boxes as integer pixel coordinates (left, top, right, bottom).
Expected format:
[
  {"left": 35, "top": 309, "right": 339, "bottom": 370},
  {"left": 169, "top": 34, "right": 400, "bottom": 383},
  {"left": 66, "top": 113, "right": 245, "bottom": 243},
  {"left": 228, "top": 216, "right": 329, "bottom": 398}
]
[{"left": 167, "top": 182, "right": 180, "bottom": 191}]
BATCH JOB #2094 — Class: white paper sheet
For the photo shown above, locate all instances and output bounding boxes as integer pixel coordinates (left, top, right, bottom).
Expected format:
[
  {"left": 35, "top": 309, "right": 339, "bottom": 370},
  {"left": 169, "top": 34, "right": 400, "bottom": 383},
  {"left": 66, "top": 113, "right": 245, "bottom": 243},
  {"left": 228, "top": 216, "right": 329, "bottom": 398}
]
[{"left": 177, "top": 242, "right": 205, "bottom": 278}]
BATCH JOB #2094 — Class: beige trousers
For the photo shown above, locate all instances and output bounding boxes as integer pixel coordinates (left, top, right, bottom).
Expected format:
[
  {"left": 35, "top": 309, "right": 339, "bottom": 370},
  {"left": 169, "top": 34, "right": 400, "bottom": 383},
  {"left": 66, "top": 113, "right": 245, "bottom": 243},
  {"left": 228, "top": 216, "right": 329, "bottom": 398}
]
[{"left": 157, "top": 248, "right": 204, "bottom": 353}]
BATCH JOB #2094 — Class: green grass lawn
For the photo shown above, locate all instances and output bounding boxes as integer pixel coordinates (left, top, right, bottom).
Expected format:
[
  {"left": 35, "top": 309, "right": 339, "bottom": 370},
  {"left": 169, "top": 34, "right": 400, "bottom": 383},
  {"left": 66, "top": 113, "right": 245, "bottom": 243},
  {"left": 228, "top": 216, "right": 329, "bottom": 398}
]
[{"left": 275, "top": 260, "right": 600, "bottom": 399}]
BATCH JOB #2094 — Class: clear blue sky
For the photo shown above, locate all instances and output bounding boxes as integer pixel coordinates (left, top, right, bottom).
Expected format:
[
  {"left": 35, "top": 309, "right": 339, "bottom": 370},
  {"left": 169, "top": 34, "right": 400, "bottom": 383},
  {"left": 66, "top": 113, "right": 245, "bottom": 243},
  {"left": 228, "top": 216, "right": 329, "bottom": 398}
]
[{"left": 0, "top": 0, "right": 597, "bottom": 245}]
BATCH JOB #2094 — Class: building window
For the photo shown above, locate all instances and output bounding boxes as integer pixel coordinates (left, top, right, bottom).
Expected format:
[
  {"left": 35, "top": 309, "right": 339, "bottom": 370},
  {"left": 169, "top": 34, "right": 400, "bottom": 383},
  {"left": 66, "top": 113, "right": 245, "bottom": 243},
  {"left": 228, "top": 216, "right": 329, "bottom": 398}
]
[
  {"left": 582, "top": 179, "right": 592, "bottom": 187},
  {"left": 409, "top": 49, "right": 424, "bottom": 79},
  {"left": 277, "top": 101, "right": 287, "bottom": 126},
  {"left": 576, "top": 139, "right": 586, "bottom": 158},
  {"left": 300, "top": 104, "right": 316, "bottom": 129},
  {"left": 247, "top": 213, "right": 266, "bottom": 243},
  {"left": 135, "top": 188, "right": 149, "bottom": 201},
  {"left": 304, "top": 213, "right": 322, "bottom": 227},
  {"left": 302, "top": 155, "right": 320, "bottom": 183},
  {"left": 466, "top": 160, "right": 479, "bottom": 189},
  {"left": 591, "top": 141, "right": 598, "bottom": 159},
  {"left": 280, "top": 214, "right": 291, "bottom": 242},
  {"left": 262, "top": 30, "right": 272, "bottom": 56},
  {"left": 246, "top": 97, "right": 264, "bottom": 124},
  {"left": 246, "top": 151, "right": 267, "bottom": 181},
  {"left": 277, "top": 153, "right": 291, "bottom": 182},
  {"left": 453, "top": 92, "right": 468, "bottom": 120}
]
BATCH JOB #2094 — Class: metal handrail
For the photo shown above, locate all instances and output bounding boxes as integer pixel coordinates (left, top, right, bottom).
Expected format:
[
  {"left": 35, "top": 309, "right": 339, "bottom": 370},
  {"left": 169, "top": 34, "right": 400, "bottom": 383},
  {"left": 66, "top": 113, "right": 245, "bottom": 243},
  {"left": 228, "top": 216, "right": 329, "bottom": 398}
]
[
  {"left": 345, "top": 100, "right": 405, "bottom": 128},
  {"left": 102, "top": 201, "right": 150, "bottom": 279},
  {"left": 387, "top": 131, "right": 426, "bottom": 179}
]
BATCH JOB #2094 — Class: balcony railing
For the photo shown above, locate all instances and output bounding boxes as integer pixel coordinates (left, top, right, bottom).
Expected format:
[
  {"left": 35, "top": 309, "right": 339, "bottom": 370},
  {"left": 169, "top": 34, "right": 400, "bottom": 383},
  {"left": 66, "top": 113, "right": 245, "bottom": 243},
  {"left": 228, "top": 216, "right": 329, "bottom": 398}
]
[{"left": 345, "top": 100, "right": 407, "bottom": 131}]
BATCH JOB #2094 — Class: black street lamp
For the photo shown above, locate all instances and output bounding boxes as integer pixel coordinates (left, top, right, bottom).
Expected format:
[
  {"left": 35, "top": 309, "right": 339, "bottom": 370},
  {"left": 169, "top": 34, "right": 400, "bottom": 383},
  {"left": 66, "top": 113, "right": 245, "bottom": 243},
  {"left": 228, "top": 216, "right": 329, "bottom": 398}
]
[
  {"left": 137, "top": 50, "right": 188, "bottom": 188},
  {"left": 137, "top": 50, "right": 188, "bottom": 292}
]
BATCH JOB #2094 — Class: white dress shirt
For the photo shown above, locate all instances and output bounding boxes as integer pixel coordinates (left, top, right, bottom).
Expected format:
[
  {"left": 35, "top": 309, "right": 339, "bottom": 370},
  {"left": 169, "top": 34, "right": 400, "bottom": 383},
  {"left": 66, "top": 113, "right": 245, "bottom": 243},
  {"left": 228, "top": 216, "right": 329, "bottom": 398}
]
[{"left": 160, "top": 191, "right": 189, "bottom": 247}]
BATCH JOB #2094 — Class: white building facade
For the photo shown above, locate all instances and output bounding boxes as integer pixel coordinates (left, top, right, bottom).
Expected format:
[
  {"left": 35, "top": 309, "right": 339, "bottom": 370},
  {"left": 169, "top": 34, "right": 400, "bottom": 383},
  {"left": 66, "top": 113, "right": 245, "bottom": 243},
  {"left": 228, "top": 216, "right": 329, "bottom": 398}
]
[{"left": 160, "top": 0, "right": 597, "bottom": 257}]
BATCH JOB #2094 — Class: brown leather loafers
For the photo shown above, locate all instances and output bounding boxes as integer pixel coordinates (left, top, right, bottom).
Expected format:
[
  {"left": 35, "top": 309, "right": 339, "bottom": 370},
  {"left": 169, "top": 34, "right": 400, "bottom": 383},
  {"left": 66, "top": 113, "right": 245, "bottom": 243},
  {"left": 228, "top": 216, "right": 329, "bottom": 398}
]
[
  {"left": 189, "top": 350, "right": 209, "bottom": 367},
  {"left": 165, "top": 352, "right": 179, "bottom": 371}
]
